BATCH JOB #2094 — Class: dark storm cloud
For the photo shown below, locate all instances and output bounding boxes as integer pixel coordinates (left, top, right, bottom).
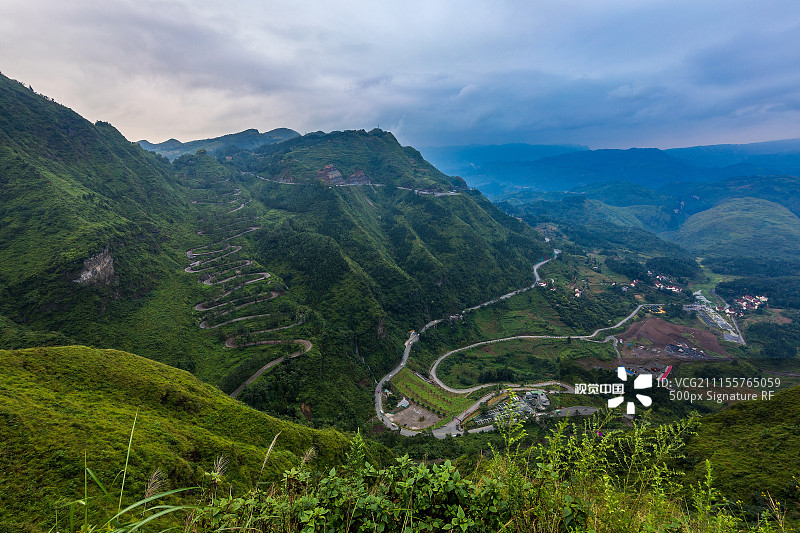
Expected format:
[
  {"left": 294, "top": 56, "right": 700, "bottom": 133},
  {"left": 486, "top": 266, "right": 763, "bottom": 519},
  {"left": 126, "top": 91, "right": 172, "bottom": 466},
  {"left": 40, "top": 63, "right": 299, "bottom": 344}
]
[{"left": 1, "top": 0, "right": 799, "bottom": 147}]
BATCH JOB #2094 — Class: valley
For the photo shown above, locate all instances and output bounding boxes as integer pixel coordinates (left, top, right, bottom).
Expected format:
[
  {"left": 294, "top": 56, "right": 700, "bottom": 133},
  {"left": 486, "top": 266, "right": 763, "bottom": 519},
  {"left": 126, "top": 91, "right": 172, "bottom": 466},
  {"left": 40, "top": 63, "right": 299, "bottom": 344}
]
[{"left": 2, "top": 70, "right": 800, "bottom": 529}]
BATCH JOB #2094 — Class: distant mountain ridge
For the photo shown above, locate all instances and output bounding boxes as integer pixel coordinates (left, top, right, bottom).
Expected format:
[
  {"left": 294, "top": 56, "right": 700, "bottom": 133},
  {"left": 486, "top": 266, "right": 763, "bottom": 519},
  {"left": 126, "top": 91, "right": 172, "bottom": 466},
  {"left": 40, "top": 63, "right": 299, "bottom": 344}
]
[
  {"left": 499, "top": 174, "right": 800, "bottom": 276},
  {"left": 666, "top": 138, "right": 800, "bottom": 170},
  {"left": 424, "top": 139, "right": 800, "bottom": 196},
  {"left": 138, "top": 127, "right": 300, "bottom": 160}
]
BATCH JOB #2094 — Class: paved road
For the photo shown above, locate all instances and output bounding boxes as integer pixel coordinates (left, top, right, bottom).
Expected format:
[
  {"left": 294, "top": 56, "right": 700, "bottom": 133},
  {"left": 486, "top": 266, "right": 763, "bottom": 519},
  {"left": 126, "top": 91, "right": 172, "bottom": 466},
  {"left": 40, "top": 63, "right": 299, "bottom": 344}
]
[
  {"left": 373, "top": 251, "right": 563, "bottom": 435},
  {"left": 371, "top": 246, "right": 667, "bottom": 438},
  {"left": 229, "top": 340, "right": 313, "bottom": 398},
  {"left": 376, "top": 265, "right": 662, "bottom": 437},
  {"left": 374, "top": 333, "right": 417, "bottom": 431},
  {"left": 428, "top": 304, "right": 656, "bottom": 394},
  {"left": 711, "top": 288, "right": 746, "bottom": 345},
  {"left": 763, "top": 370, "right": 800, "bottom": 377},
  {"left": 187, "top": 191, "right": 311, "bottom": 401}
]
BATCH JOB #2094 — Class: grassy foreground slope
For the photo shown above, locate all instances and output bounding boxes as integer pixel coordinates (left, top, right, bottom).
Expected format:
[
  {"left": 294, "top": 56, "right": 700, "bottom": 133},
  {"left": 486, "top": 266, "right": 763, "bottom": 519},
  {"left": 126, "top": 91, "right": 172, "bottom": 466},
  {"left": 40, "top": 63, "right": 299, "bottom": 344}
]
[
  {"left": 0, "top": 345, "right": 357, "bottom": 527},
  {"left": 684, "top": 384, "right": 800, "bottom": 512}
]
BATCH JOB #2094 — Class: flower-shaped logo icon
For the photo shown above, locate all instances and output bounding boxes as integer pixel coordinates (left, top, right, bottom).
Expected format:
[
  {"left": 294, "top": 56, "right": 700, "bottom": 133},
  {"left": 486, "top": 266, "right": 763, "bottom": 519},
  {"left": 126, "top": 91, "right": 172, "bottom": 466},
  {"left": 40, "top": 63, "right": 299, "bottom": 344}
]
[{"left": 608, "top": 366, "right": 652, "bottom": 414}]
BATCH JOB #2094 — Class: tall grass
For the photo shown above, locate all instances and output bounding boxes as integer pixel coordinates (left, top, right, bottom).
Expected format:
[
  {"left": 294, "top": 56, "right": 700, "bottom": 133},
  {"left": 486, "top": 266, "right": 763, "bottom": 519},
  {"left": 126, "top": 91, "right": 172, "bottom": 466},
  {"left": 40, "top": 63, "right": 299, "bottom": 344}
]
[
  {"left": 51, "top": 411, "right": 197, "bottom": 533},
  {"left": 53, "top": 404, "right": 796, "bottom": 532}
]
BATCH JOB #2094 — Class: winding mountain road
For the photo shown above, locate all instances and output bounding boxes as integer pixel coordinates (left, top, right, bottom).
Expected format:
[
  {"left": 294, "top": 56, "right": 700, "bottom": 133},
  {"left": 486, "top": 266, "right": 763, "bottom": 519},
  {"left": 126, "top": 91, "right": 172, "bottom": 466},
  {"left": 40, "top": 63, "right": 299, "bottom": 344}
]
[
  {"left": 228, "top": 340, "right": 313, "bottom": 399},
  {"left": 374, "top": 248, "right": 665, "bottom": 437},
  {"left": 374, "top": 251, "right": 567, "bottom": 435},
  {"left": 428, "top": 303, "right": 654, "bottom": 394},
  {"left": 185, "top": 181, "right": 312, "bottom": 401}
]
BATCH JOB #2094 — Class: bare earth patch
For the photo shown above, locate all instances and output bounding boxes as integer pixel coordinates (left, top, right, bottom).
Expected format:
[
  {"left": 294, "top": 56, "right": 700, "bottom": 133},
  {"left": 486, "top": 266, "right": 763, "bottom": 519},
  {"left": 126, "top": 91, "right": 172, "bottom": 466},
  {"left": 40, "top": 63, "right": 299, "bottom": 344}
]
[
  {"left": 386, "top": 401, "right": 441, "bottom": 430},
  {"left": 618, "top": 317, "right": 731, "bottom": 358}
]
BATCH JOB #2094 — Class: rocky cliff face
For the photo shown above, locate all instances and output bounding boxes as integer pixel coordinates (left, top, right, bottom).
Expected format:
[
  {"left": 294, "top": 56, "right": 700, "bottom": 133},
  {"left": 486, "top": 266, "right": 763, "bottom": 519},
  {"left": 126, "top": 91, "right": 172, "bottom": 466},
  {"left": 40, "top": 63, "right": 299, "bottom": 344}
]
[{"left": 74, "top": 249, "right": 115, "bottom": 285}]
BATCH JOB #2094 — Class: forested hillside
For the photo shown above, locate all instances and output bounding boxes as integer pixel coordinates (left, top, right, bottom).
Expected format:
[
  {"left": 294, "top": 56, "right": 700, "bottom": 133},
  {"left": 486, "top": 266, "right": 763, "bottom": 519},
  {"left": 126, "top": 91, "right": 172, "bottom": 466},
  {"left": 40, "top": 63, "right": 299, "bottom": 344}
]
[
  {"left": 2, "top": 71, "right": 800, "bottom": 532},
  {"left": 197, "top": 130, "right": 551, "bottom": 424},
  {"left": 0, "top": 74, "right": 554, "bottom": 431},
  {"left": 138, "top": 127, "right": 299, "bottom": 160},
  {"left": 0, "top": 72, "right": 193, "bottom": 346}
]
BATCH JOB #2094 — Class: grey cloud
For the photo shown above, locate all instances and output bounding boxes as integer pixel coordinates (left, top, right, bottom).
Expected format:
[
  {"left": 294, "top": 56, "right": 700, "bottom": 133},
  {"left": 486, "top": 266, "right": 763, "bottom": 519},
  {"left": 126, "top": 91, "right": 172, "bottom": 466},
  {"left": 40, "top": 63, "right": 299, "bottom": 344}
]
[{"left": 2, "top": 0, "right": 800, "bottom": 147}]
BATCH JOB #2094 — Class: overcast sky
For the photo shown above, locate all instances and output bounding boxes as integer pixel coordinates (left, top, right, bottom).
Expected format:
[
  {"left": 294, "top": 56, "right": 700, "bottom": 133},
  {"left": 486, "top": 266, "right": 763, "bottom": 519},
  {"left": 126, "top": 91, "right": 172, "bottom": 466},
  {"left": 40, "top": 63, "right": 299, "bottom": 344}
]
[{"left": 2, "top": 1, "right": 800, "bottom": 149}]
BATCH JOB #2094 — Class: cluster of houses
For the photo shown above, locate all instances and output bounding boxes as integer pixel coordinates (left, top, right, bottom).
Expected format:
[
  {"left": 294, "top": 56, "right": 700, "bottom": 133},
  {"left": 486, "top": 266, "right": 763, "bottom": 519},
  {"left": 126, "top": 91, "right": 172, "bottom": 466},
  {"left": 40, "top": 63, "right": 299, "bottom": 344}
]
[
  {"left": 610, "top": 272, "right": 685, "bottom": 295},
  {"left": 472, "top": 390, "right": 552, "bottom": 427},
  {"left": 734, "top": 294, "right": 768, "bottom": 310},
  {"left": 535, "top": 279, "right": 558, "bottom": 291},
  {"left": 721, "top": 294, "right": 769, "bottom": 317},
  {"left": 654, "top": 275, "right": 682, "bottom": 293}
]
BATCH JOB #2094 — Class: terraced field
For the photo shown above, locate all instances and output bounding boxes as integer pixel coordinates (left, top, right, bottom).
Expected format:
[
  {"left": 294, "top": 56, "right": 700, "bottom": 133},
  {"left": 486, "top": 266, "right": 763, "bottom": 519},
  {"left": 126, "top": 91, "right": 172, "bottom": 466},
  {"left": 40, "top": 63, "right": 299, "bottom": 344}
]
[{"left": 390, "top": 367, "right": 475, "bottom": 419}]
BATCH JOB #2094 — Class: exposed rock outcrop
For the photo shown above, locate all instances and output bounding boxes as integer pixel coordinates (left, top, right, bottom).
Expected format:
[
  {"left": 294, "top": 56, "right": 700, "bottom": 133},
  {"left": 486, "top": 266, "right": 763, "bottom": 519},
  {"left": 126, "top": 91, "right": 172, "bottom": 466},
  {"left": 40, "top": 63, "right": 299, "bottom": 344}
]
[{"left": 74, "top": 249, "right": 115, "bottom": 285}]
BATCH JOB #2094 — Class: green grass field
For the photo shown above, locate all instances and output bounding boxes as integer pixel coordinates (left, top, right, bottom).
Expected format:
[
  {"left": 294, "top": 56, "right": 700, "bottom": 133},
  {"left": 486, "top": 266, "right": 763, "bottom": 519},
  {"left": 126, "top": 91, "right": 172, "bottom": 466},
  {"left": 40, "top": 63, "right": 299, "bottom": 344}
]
[
  {"left": 690, "top": 259, "right": 741, "bottom": 299},
  {"left": 437, "top": 338, "right": 616, "bottom": 389},
  {"left": 0, "top": 345, "right": 357, "bottom": 525},
  {"left": 390, "top": 367, "right": 475, "bottom": 419}
]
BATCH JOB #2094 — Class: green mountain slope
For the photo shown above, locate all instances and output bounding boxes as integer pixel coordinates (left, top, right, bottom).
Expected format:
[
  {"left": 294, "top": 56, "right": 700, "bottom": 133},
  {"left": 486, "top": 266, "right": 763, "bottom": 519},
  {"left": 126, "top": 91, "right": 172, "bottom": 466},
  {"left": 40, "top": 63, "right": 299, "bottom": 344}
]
[
  {"left": 683, "top": 385, "right": 800, "bottom": 512},
  {"left": 234, "top": 129, "right": 469, "bottom": 191},
  {"left": 138, "top": 127, "right": 299, "bottom": 160},
  {"left": 0, "top": 74, "right": 551, "bottom": 429},
  {"left": 0, "top": 73, "right": 193, "bottom": 343},
  {"left": 245, "top": 134, "right": 545, "bottom": 325},
  {"left": 671, "top": 197, "right": 800, "bottom": 270},
  {"left": 498, "top": 194, "right": 647, "bottom": 228},
  {"left": 170, "top": 131, "right": 549, "bottom": 421},
  {"left": 678, "top": 175, "right": 800, "bottom": 219},
  {"left": 0, "top": 345, "right": 355, "bottom": 527}
]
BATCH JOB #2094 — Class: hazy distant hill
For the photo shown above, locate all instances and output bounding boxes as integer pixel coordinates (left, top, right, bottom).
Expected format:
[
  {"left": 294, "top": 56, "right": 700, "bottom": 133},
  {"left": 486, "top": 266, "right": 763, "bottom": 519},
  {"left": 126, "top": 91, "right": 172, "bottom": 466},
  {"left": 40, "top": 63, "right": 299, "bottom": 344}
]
[
  {"left": 671, "top": 197, "right": 800, "bottom": 270},
  {"left": 498, "top": 193, "right": 647, "bottom": 228},
  {"left": 420, "top": 143, "right": 586, "bottom": 179},
  {"left": 667, "top": 138, "right": 800, "bottom": 174},
  {"left": 499, "top": 173, "right": 800, "bottom": 278},
  {"left": 678, "top": 174, "right": 800, "bottom": 218},
  {"left": 138, "top": 127, "right": 300, "bottom": 160},
  {"left": 494, "top": 148, "right": 712, "bottom": 190},
  {"left": 427, "top": 139, "right": 800, "bottom": 197}
]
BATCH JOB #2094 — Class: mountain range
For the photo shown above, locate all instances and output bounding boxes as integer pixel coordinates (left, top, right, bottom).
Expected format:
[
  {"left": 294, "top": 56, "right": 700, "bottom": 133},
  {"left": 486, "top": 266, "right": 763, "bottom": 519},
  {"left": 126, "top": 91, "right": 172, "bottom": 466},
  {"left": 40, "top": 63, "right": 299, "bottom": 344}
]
[
  {"left": 138, "top": 127, "right": 300, "bottom": 160},
  {"left": 0, "top": 70, "right": 548, "bottom": 429},
  {"left": 2, "top": 70, "right": 800, "bottom": 529},
  {"left": 422, "top": 139, "right": 800, "bottom": 196}
]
